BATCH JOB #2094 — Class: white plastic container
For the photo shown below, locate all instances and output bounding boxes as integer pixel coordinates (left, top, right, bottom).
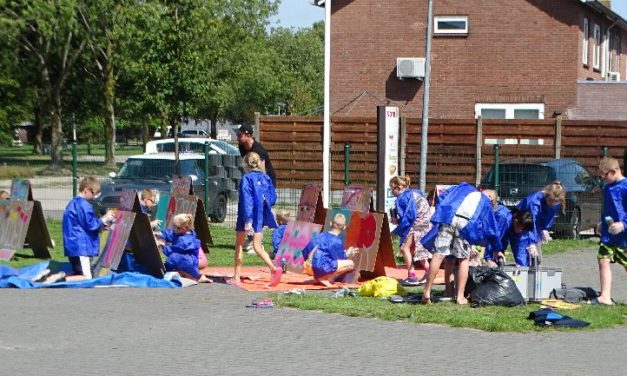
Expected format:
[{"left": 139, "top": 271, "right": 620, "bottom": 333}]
[
  {"left": 502, "top": 265, "right": 529, "bottom": 300},
  {"left": 528, "top": 266, "right": 562, "bottom": 301}
]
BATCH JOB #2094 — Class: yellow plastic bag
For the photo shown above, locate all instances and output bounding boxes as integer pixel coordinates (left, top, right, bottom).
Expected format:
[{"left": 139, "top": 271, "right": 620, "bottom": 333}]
[{"left": 358, "top": 276, "right": 407, "bottom": 297}]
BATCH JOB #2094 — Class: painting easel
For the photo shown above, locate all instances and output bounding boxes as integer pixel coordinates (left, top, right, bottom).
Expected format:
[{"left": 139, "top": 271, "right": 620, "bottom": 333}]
[
  {"left": 0, "top": 179, "right": 52, "bottom": 261},
  {"left": 340, "top": 185, "right": 374, "bottom": 213},
  {"left": 273, "top": 220, "right": 323, "bottom": 273},
  {"left": 296, "top": 183, "right": 326, "bottom": 225}
]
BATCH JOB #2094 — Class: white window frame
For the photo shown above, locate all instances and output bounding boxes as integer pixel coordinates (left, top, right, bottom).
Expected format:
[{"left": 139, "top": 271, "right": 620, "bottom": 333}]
[
  {"left": 474, "top": 103, "right": 545, "bottom": 119},
  {"left": 582, "top": 18, "right": 589, "bottom": 66},
  {"left": 593, "top": 24, "right": 601, "bottom": 69},
  {"left": 434, "top": 16, "right": 468, "bottom": 35}
]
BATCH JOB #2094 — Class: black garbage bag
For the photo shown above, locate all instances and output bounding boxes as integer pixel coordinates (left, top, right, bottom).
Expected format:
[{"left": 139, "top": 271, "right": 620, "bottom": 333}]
[{"left": 466, "top": 266, "right": 525, "bottom": 307}]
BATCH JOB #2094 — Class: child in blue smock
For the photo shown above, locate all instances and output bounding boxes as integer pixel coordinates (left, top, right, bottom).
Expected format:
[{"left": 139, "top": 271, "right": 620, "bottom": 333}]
[
  {"left": 515, "top": 181, "right": 565, "bottom": 265},
  {"left": 158, "top": 213, "right": 211, "bottom": 283},
  {"left": 271, "top": 209, "right": 291, "bottom": 259},
  {"left": 481, "top": 190, "right": 534, "bottom": 266},
  {"left": 596, "top": 157, "right": 627, "bottom": 305},
  {"left": 232, "top": 152, "right": 281, "bottom": 287},
  {"left": 301, "top": 213, "right": 356, "bottom": 286},
  {"left": 420, "top": 182, "right": 501, "bottom": 305},
  {"left": 62, "top": 176, "right": 114, "bottom": 280},
  {"left": 389, "top": 175, "right": 431, "bottom": 286}
]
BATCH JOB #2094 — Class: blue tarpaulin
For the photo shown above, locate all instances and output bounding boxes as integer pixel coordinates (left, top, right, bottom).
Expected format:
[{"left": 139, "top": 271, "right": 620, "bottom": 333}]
[{"left": 0, "top": 261, "right": 182, "bottom": 288}]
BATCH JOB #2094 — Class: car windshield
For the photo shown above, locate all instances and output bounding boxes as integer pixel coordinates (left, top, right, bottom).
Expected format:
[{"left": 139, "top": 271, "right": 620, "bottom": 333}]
[
  {"left": 156, "top": 140, "right": 239, "bottom": 155},
  {"left": 116, "top": 158, "right": 196, "bottom": 180}
]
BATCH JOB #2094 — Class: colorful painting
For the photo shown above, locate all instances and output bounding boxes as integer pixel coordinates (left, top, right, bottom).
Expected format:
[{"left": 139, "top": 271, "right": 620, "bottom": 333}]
[
  {"left": 155, "top": 191, "right": 170, "bottom": 230},
  {"left": 164, "top": 195, "right": 198, "bottom": 229},
  {"left": 10, "top": 178, "right": 31, "bottom": 201},
  {"left": 95, "top": 211, "right": 136, "bottom": 272},
  {"left": 273, "top": 220, "right": 322, "bottom": 273},
  {"left": 171, "top": 175, "right": 192, "bottom": 196},
  {"left": 0, "top": 201, "right": 34, "bottom": 261},
  {"left": 119, "top": 190, "right": 137, "bottom": 211},
  {"left": 296, "top": 184, "right": 321, "bottom": 222},
  {"left": 341, "top": 185, "right": 372, "bottom": 212},
  {"left": 323, "top": 208, "right": 383, "bottom": 282}
]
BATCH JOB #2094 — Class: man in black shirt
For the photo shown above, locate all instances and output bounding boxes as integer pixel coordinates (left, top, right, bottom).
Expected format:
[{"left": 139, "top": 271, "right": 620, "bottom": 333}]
[{"left": 235, "top": 123, "right": 276, "bottom": 186}]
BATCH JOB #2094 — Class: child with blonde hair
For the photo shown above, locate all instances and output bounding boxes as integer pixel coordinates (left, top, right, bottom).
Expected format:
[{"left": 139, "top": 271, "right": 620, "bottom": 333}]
[
  {"left": 272, "top": 209, "right": 291, "bottom": 259},
  {"left": 232, "top": 152, "right": 281, "bottom": 286},
  {"left": 389, "top": 175, "right": 432, "bottom": 285},
  {"left": 157, "top": 213, "right": 211, "bottom": 283},
  {"left": 596, "top": 157, "right": 627, "bottom": 305},
  {"left": 301, "top": 213, "right": 356, "bottom": 286},
  {"left": 515, "top": 180, "right": 566, "bottom": 264}
]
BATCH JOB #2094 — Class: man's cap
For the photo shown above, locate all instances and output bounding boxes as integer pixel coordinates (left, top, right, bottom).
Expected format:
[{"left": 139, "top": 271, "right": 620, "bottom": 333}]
[{"left": 235, "top": 124, "right": 254, "bottom": 135}]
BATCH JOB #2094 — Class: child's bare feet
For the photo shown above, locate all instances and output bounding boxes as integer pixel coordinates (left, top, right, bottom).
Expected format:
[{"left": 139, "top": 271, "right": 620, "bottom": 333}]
[
  {"left": 198, "top": 275, "right": 213, "bottom": 283},
  {"left": 315, "top": 279, "right": 334, "bottom": 287},
  {"left": 456, "top": 297, "right": 468, "bottom": 305},
  {"left": 270, "top": 269, "right": 282, "bottom": 287}
]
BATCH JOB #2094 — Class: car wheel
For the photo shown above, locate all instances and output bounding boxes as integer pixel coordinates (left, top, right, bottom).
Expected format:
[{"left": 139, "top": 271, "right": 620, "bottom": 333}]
[
  {"left": 210, "top": 193, "right": 227, "bottom": 223},
  {"left": 567, "top": 208, "right": 581, "bottom": 240}
]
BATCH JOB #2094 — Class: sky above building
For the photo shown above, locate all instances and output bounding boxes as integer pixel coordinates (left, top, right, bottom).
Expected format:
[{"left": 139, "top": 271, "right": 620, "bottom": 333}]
[{"left": 273, "top": 1, "right": 627, "bottom": 29}]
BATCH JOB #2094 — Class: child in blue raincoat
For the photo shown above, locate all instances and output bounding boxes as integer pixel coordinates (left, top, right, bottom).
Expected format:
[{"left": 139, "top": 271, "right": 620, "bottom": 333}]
[
  {"left": 301, "top": 213, "right": 356, "bottom": 286},
  {"left": 232, "top": 152, "right": 281, "bottom": 287},
  {"left": 158, "top": 213, "right": 211, "bottom": 283},
  {"left": 515, "top": 181, "right": 565, "bottom": 265},
  {"left": 420, "top": 182, "right": 501, "bottom": 305},
  {"left": 389, "top": 175, "right": 431, "bottom": 286},
  {"left": 596, "top": 157, "right": 627, "bottom": 305},
  {"left": 62, "top": 176, "right": 114, "bottom": 280},
  {"left": 271, "top": 209, "right": 291, "bottom": 259}
]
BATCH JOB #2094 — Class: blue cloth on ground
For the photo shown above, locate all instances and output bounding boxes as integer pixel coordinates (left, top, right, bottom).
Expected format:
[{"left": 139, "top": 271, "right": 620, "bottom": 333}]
[{"left": 0, "top": 261, "right": 181, "bottom": 288}]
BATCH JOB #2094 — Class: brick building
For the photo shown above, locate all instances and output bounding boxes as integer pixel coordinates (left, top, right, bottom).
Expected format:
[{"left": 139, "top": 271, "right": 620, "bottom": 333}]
[{"left": 318, "top": 0, "right": 627, "bottom": 120}]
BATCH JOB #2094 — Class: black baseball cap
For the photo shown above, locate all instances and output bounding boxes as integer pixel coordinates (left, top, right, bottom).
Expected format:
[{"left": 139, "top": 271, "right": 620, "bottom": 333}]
[{"left": 235, "top": 124, "right": 253, "bottom": 135}]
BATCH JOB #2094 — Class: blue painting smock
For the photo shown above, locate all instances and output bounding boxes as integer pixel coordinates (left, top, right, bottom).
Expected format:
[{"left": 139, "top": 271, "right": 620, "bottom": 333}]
[
  {"left": 516, "top": 191, "right": 560, "bottom": 244},
  {"left": 484, "top": 204, "right": 512, "bottom": 261},
  {"left": 62, "top": 196, "right": 104, "bottom": 257},
  {"left": 421, "top": 182, "right": 500, "bottom": 251},
  {"left": 302, "top": 232, "right": 345, "bottom": 279},
  {"left": 161, "top": 229, "right": 201, "bottom": 279},
  {"left": 391, "top": 188, "right": 426, "bottom": 244},
  {"left": 272, "top": 224, "right": 287, "bottom": 253},
  {"left": 600, "top": 177, "right": 627, "bottom": 248},
  {"left": 236, "top": 170, "right": 278, "bottom": 232}
]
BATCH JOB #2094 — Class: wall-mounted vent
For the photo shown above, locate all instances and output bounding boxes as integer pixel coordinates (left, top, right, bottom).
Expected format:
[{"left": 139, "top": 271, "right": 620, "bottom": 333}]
[{"left": 396, "top": 57, "right": 426, "bottom": 79}]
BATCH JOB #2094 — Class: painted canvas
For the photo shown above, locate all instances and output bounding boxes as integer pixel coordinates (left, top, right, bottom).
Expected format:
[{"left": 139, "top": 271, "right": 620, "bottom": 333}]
[
  {"left": 119, "top": 190, "right": 137, "bottom": 211},
  {"left": 0, "top": 201, "right": 34, "bottom": 261},
  {"left": 171, "top": 175, "right": 192, "bottom": 196},
  {"left": 155, "top": 191, "right": 170, "bottom": 230},
  {"left": 165, "top": 195, "right": 198, "bottom": 229},
  {"left": 273, "top": 220, "right": 322, "bottom": 273},
  {"left": 341, "top": 185, "right": 372, "bottom": 212},
  {"left": 96, "top": 211, "right": 136, "bottom": 272},
  {"left": 296, "top": 184, "right": 321, "bottom": 222},
  {"left": 323, "top": 208, "right": 383, "bottom": 282},
  {"left": 10, "top": 179, "right": 31, "bottom": 201}
]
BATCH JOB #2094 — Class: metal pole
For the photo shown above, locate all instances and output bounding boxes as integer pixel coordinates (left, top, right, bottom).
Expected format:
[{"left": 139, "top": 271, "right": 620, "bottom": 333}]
[
  {"left": 204, "top": 141, "right": 210, "bottom": 217},
  {"left": 72, "top": 141, "right": 78, "bottom": 197},
  {"left": 494, "top": 144, "right": 501, "bottom": 194},
  {"left": 344, "top": 143, "right": 350, "bottom": 185},
  {"left": 602, "top": 146, "right": 609, "bottom": 157},
  {"left": 419, "top": 0, "right": 434, "bottom": 192},
  {"left": 322, "top": 0, "right": 332, "bottom": 208}
]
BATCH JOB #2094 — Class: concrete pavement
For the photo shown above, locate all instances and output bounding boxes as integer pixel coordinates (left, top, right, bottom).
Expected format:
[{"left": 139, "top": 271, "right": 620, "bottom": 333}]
[{"left": 0, "top": 248, "right": 625, "bottom": 375}]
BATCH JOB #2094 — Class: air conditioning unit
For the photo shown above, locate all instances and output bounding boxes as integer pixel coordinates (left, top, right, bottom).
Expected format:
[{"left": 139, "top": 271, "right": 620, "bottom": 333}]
[
  {"left": 397, "top": 57, "right": 426, "bottom": 79},
  {"left": 608, "top": 71, "right": 621, "bottom": 81}
]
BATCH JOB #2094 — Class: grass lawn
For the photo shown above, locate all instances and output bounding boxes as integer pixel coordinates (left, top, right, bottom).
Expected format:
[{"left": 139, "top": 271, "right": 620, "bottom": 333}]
[{"left": 273, "top": 293, "right": 627, "bottom": 332}]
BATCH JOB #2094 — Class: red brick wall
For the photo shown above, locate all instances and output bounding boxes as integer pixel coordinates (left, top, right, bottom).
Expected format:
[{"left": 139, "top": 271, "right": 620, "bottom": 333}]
[{"left": 330, "top": 0, "right": 625, "bottom": 119}]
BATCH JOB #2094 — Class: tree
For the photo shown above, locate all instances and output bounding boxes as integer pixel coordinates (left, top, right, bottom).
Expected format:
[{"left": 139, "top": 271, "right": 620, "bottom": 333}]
[{"left": 1, "top": 0, "right": 87, "bottom": 167}]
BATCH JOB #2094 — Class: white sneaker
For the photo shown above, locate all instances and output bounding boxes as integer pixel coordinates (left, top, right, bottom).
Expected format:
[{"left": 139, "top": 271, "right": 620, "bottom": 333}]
[{"left": 42, "top": 271, "right": 66, "bottom": 284}]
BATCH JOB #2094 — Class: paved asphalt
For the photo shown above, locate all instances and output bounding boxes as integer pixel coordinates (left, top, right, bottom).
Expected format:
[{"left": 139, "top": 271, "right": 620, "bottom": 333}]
[{"left": 0, "top": 247, "right": 625, "bottom": 376}]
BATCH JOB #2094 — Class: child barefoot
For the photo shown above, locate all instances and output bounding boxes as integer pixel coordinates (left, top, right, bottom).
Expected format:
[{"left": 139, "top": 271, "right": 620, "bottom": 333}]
[
  {"left": 302, "top": 213, "right": 355, "bottom": 286},
  {"left": 232, "top": 152, "right": 281, "bottom": 286},
  {"left": 157, "top": 213, "right": 211, "bottom": 283}
]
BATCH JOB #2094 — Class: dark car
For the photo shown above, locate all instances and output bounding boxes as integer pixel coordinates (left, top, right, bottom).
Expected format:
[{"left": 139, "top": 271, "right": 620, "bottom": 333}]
[
  {"left": 94, "top": 153, "right": 236, "bottom": 222},
  {"left": 479, "top": 158, "right": 603, "bottom": 238}
]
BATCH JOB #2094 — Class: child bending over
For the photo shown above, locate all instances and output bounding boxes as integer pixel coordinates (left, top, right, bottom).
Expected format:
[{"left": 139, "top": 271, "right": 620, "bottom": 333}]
[{"left": 272, "top": 209, "right": 291, "bottom": 260}]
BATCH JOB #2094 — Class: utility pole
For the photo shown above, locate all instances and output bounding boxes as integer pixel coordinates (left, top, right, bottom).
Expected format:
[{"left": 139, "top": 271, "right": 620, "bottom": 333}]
[{"left": 419, "top": 0, "right": 434, "bottom": 192}]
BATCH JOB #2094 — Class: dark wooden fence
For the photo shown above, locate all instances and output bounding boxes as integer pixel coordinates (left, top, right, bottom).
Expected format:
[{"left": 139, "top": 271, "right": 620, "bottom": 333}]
[{"left": 259, "top": 116, "right": 627, "bottom": 191}]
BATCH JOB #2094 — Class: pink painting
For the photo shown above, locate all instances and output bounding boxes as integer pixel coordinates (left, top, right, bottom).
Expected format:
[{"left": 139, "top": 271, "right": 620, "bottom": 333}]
[
  {"left": 273, "top": 220, "right": 322, "bottom": 273},
  {"left": 119, "top": 190, "right": 137, "bottom": 211},
  {"left": 171, "top": 175, "right": 192, "bottom": 196},
  {"left": 96, "top": 211, "right": 136, "bottom": 272},
  {"left": 341, "top": 185, "right": 371, "bottom": 212},
  {"left": 0, "top": 201, "right": 34, "bottom": 261}
]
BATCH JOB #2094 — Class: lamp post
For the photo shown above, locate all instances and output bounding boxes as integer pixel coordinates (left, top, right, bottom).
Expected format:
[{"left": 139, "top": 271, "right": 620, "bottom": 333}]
[{"left": 419, "top": 0, "right": 434, "bottom": 192}]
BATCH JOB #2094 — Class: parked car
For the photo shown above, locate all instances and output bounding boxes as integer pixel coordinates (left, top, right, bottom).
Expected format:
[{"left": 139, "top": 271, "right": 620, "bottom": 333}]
[
  {"left": 93, "top": 153, "right": 234, "bottom": 222},
  {"left": 144, "top": 138, "right": 240, "bottom": 155},
  {"left": 479, "top": 158, "right": 603, "bottom": 238},
  {"left": 179, "top": 129, "right": 209, "bottom": 138}
]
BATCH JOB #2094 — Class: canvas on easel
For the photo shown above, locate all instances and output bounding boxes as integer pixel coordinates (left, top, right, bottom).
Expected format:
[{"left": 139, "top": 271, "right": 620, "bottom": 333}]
[
  {"left": 273, "top": 220, "right": 322, "bottom": 273},
  {"left": 159, "top": 194, "right": 213, "bottom": 250},
  {"left": 296, "top": 183, "right": 326, "bottom": 225},
  {"left": 94, "top": 210, "right": 136, "bottom": 275},
  {"left": 171, "top": 175, "right": 192, "bottom": 196},
  {"left": 341, "top": 185, "right": 373, "bottom": 212},
  {"left": 322, "top": 207, "right": 395, "bottom": 282},
  {"left": 127, "top": 211, "right": 165, "bottom": 278},
  {"left": 0, "top": 179, "right": 52, "bottom": 260}
]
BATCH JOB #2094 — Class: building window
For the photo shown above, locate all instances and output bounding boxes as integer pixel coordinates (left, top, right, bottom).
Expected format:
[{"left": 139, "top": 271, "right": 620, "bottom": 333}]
[
  {"left": 475, "top": 104, "right": 545, "bottom": 119},
  {"left": 582, "top": 18, "right": 589, "bottom": 66},
  {"left": 593, "top": 24, "right": 601, "bottom": 70},
  {"left": 434, "top": 16, "right": 468, "bottom": 35}
]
